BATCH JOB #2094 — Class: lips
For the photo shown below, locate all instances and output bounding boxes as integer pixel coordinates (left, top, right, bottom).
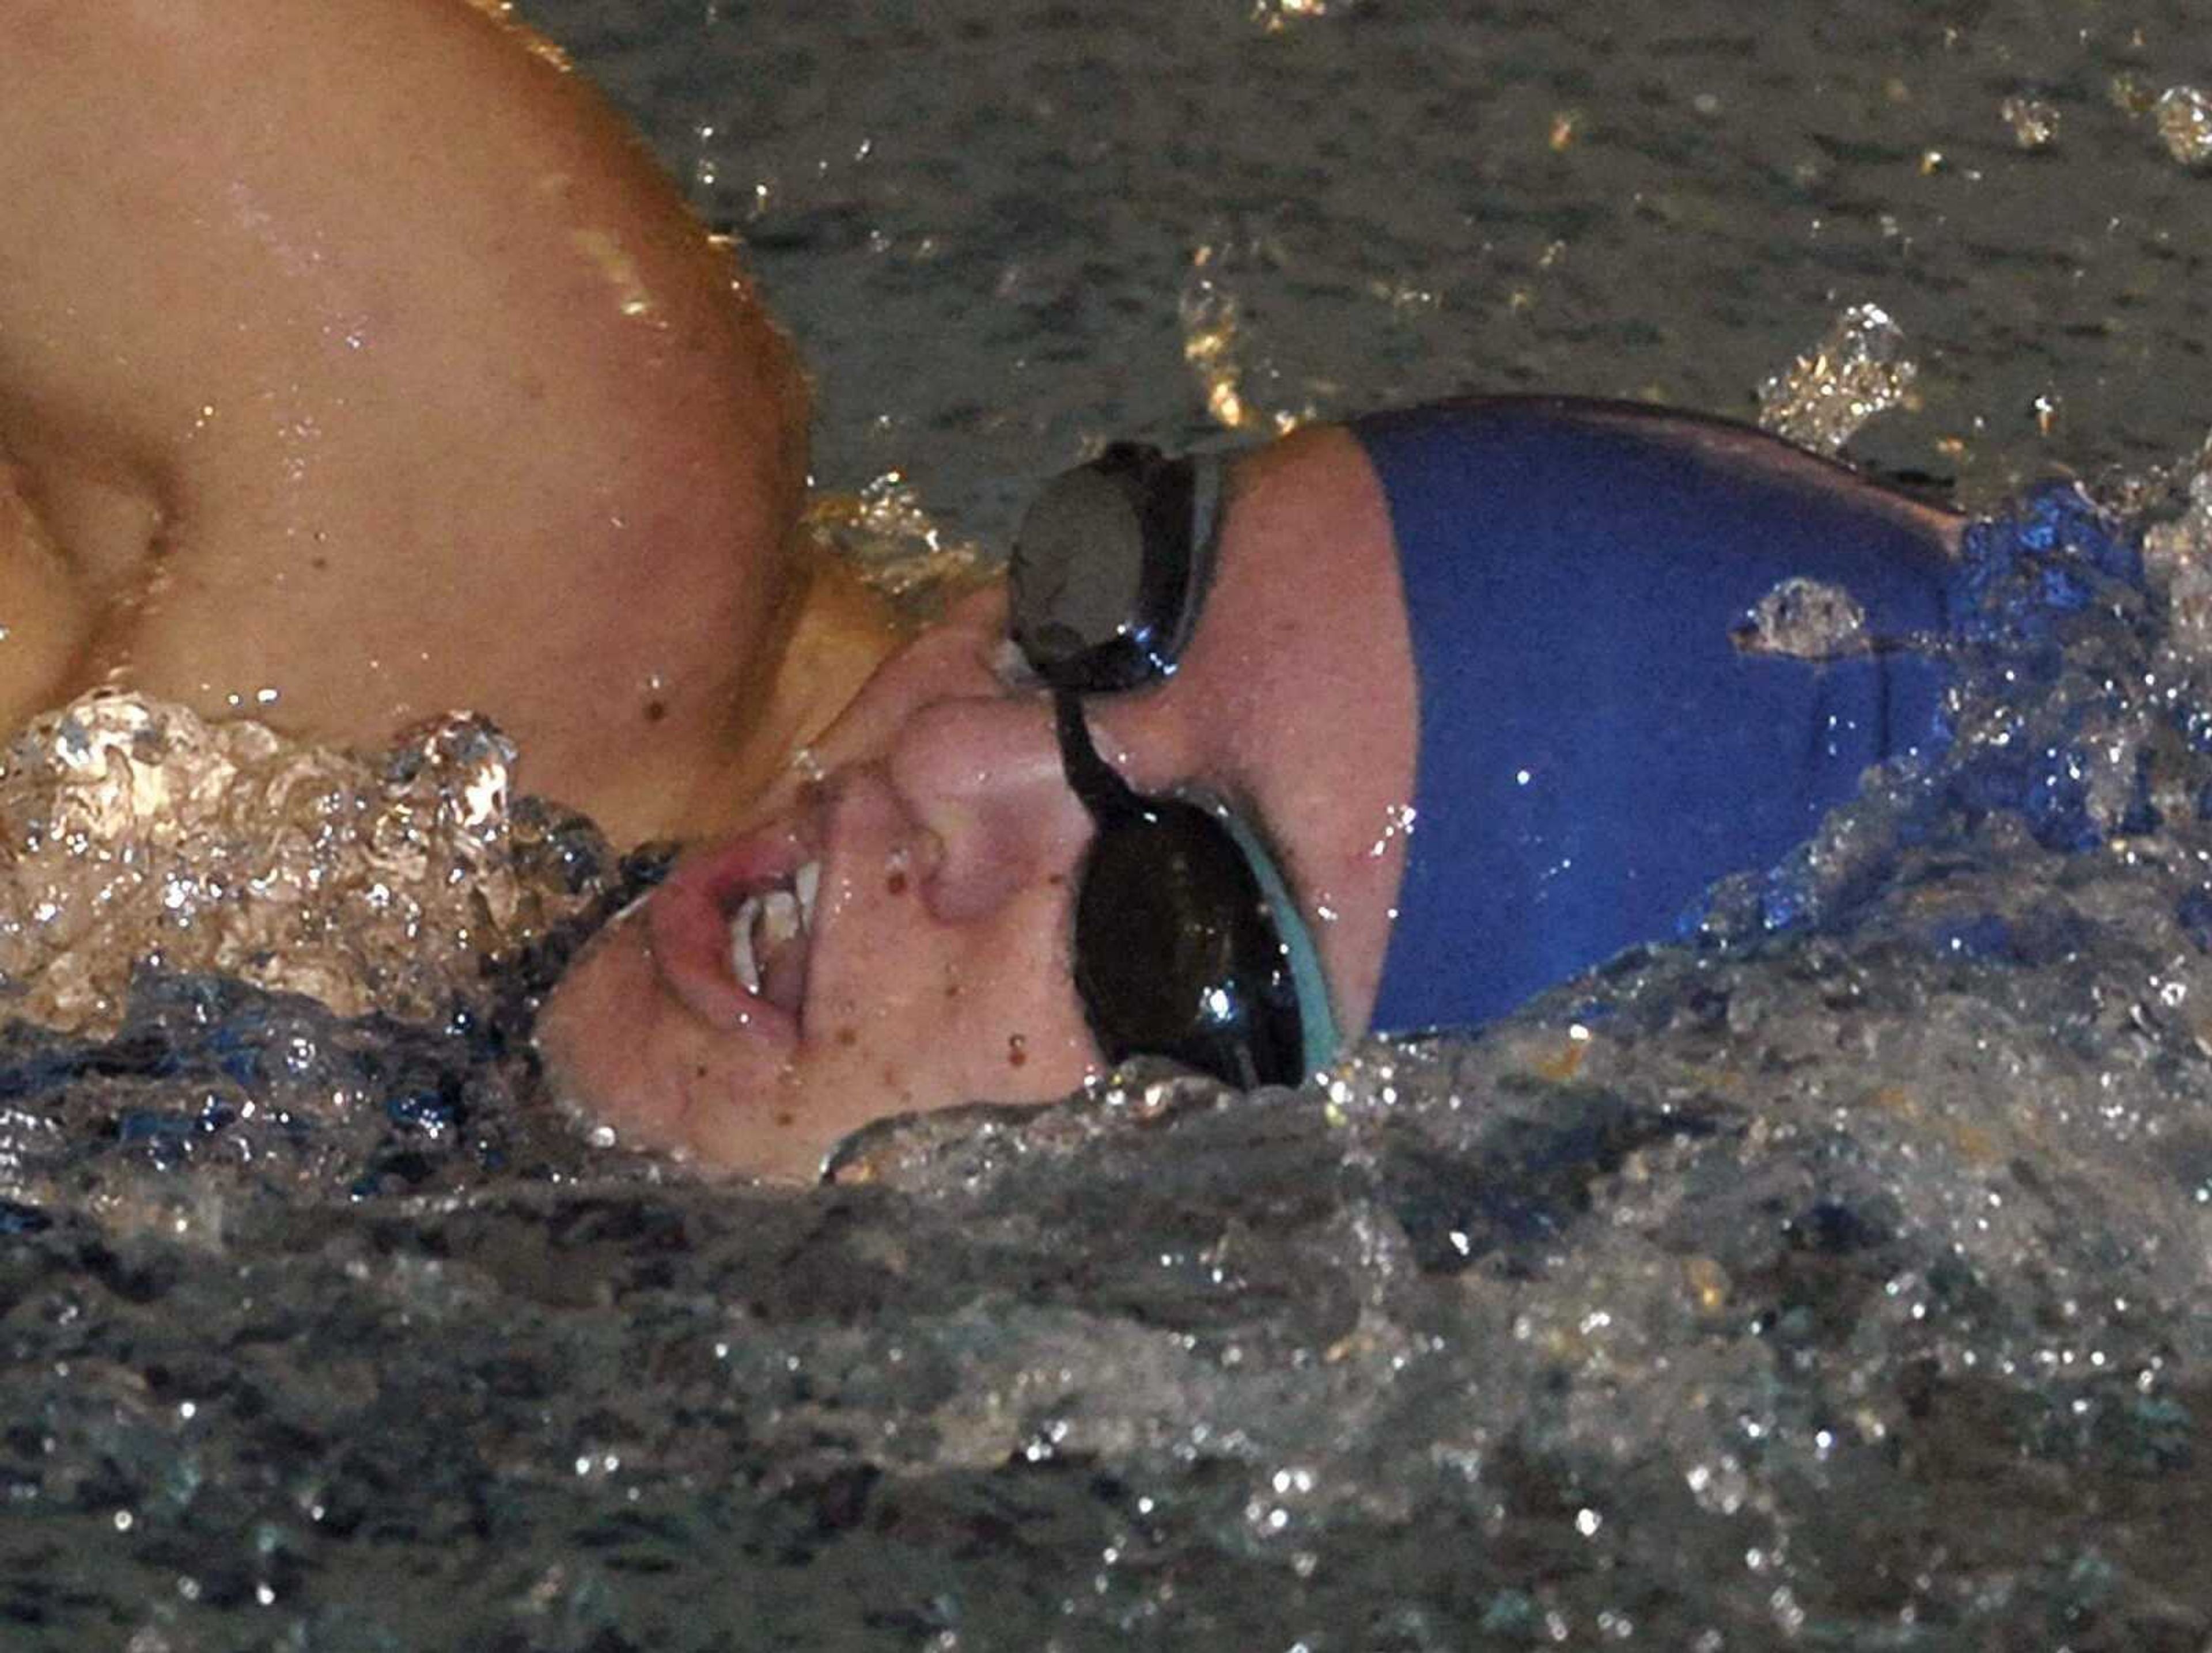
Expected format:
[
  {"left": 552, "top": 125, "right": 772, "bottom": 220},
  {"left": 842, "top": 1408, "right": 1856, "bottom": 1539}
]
[{"left": 645, "top": 807, "right": 821, "bottom": 1041}]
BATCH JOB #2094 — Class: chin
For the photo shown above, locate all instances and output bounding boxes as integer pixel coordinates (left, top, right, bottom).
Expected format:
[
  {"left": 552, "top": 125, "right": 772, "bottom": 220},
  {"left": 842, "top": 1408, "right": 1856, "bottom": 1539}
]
[{"left": 532, "top": 908, "right": 836, "bottom": 1182}]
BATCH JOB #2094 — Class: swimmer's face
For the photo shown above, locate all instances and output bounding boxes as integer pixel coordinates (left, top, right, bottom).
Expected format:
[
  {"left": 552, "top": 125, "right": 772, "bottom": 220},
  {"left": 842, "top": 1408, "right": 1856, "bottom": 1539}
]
[{"left": 535, "top": 429, "right": 1418, "bottom": 1179}]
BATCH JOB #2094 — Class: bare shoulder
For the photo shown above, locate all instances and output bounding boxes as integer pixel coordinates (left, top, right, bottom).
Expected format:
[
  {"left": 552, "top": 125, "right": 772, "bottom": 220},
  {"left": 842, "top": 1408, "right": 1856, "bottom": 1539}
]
[{"left": 0, "top": 0, "right": 812, "bottom": 840}]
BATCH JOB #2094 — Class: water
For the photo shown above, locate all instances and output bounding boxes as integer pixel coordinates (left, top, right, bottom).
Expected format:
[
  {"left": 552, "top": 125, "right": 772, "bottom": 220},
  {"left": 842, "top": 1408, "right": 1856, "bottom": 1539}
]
[
  {"left": 565, "top": 0, "right": 2212, "bottom": 530},
  {"left": 6, "top": 2, "right": 2212, "bottom": 1648}
]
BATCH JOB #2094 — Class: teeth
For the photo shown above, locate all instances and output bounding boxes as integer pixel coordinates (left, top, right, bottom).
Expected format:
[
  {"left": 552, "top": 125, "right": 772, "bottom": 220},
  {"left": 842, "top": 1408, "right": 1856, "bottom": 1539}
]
[
  {"left": 726, "top": 862, "right": 820, "bottom": 996},
  {"left": 729, "top": 894, "right": 759, "bottom": 993},
  {"left": 729, "top": 889, "right": 800, "bottom": 995},
  {"left": 796, "top": 860, "right": 820, "bottom": 931}
]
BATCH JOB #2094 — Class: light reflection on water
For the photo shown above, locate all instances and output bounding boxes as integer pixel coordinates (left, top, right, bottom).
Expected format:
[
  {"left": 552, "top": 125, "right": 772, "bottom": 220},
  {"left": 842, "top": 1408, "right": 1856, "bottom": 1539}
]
[{"left": 3, "top": 1, "right": 2212, "bottom": 1647}]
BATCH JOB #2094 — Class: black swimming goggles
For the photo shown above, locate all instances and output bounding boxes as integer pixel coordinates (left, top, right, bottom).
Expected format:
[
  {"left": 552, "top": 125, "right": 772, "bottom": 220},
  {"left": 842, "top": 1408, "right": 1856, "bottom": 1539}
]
[{"left": 1008, "top": 442, "right": 1339, "bottom": 1090}]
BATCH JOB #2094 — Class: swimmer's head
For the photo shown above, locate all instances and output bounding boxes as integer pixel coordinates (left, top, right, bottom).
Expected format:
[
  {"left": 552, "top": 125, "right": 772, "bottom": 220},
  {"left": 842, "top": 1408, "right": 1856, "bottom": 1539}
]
[
  {"left": 534, "top": 396, "right": 1977, "bottom": 1178},
  {"left": 533, "top": 427, "right": 1416, "bottom": 1179}
]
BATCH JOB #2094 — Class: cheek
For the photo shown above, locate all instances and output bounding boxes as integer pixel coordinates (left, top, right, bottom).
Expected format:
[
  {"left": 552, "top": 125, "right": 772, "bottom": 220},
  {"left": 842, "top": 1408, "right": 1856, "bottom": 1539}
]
[
  {"left": 672, "top": 987, "right": 1097, "bottom": 1181},
  {"left": 535, "top": 908, "right": 826, "bottom": 1169},
  {"left": 539, "top": 939, "right": 838, "bottom": 1182},
  {"left": 537, "top": 885, "right": 1107, "bottom": 1181},
  {"left": 802, "top": 887, "right": 1100, "bottom": 1105}
]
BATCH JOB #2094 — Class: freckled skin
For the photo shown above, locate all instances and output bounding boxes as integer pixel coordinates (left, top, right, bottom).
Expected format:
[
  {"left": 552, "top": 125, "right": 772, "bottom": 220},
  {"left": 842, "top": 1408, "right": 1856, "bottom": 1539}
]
[{"left": 537, "top": 431, "right": 1419, "bottom": 1179}]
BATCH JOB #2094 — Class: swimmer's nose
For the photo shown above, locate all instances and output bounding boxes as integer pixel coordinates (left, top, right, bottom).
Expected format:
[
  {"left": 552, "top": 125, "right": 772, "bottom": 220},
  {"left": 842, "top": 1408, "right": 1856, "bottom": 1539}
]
[
  {"left": 885, "top": 693, "right": 1094, "bottom": 923},
  {"left": 800, "top": 582, "right": 1013, "bottom": 778}
]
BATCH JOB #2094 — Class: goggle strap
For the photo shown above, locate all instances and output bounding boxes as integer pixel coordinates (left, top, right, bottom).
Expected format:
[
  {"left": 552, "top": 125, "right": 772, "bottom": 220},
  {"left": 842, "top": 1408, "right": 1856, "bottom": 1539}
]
[{"left": 1052, "top": 691, "right": 1143, "bottom": 828}]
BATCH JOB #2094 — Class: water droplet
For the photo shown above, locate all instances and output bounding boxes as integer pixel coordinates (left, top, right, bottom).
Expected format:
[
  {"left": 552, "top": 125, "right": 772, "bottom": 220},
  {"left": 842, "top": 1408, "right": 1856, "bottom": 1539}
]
[
  {"left": 1756, "top": 303, "right": 1918, "bottom": 454},
  {"left": 2001, "top": 93, "right": 2060, "bottom": 150},
  {"left": 2153, "top": 86, "right": 2212, "bottom": 165}
]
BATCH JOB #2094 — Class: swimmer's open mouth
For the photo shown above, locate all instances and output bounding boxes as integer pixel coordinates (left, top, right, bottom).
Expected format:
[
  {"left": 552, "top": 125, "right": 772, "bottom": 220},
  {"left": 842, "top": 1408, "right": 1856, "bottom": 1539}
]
[{"left": 645, "top": 815, "right": 821, "bottom": 1040}]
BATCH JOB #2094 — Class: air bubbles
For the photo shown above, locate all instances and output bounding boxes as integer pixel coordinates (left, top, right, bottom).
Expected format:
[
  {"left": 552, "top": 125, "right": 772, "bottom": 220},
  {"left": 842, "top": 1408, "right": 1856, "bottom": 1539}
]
[
  {"left": 1178, "top": 239, "right": 1314, "bottom": 437},
  {"left": 802, "top": 475, "right": 987, "bottom": 619},
  {"left": 1249, "top": 0, "right": 1335, "bottom": 31},
  {"left": 2145, "top": 434, "right": 2212, "bottom": 648},
  {"left": 2107, "top": 78, "right": 2212, "bottom": 166},
  {"left": 0, "top": 692, "right": 613, "bottom": 1034},
  {"left": 1181, "top": 256, "right": 1251, "bottom": 432}
]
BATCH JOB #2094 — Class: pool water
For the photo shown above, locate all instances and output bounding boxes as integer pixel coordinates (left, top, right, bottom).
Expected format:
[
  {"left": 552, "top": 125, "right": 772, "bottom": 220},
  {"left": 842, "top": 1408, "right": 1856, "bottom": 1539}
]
[{"left": 5, "top": 2, "right": 2212, "bottom": 1648}]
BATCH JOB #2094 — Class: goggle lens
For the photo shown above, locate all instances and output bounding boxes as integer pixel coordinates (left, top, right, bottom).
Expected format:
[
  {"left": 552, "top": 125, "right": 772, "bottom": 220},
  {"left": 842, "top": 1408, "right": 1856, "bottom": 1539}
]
[
  {"left": 1070, "top": 782, "right": 1308, "bottom": 1091},
  {"left": 1009, "top": 443, "right": 1218, "bottom": 692}
]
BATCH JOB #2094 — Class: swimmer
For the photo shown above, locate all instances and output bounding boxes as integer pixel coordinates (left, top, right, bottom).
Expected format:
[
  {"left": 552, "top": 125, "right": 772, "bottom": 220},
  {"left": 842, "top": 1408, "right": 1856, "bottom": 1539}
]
[
  {"left": 539, "top": 398, "right": 1978, "bottom": 1180},
  {"left": 0, "top": 2, "right": 1995, "bottom": 1177},
  {"left": 0, "top": 0, "right": 889, "bottom": 845}
]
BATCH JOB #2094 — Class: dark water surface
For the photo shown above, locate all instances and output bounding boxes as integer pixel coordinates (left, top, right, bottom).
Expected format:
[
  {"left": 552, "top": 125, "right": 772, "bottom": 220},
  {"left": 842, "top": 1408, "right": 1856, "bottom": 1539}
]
[
  {"left": 5, "top": 3, "right": 2212, "bottom": 1650},
  {"left": 569, "top": 0, "right": 2210, "bottom": 529}
]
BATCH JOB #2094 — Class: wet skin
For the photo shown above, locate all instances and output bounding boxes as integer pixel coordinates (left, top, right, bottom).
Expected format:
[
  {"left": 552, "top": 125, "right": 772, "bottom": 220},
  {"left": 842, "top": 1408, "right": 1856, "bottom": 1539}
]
[
  {"left": 0, "top": 3, "right": 1979, "bottom": 1179},
  {"left": 0, "top": 0, "right": 888, "bottom": 845}
]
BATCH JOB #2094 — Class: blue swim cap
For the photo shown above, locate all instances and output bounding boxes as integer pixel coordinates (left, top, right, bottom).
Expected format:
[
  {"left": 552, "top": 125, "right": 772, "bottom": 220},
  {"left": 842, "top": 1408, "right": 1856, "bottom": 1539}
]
[{"left": 1351, "top": 397, "right": 1966, "bottom": 1036}]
